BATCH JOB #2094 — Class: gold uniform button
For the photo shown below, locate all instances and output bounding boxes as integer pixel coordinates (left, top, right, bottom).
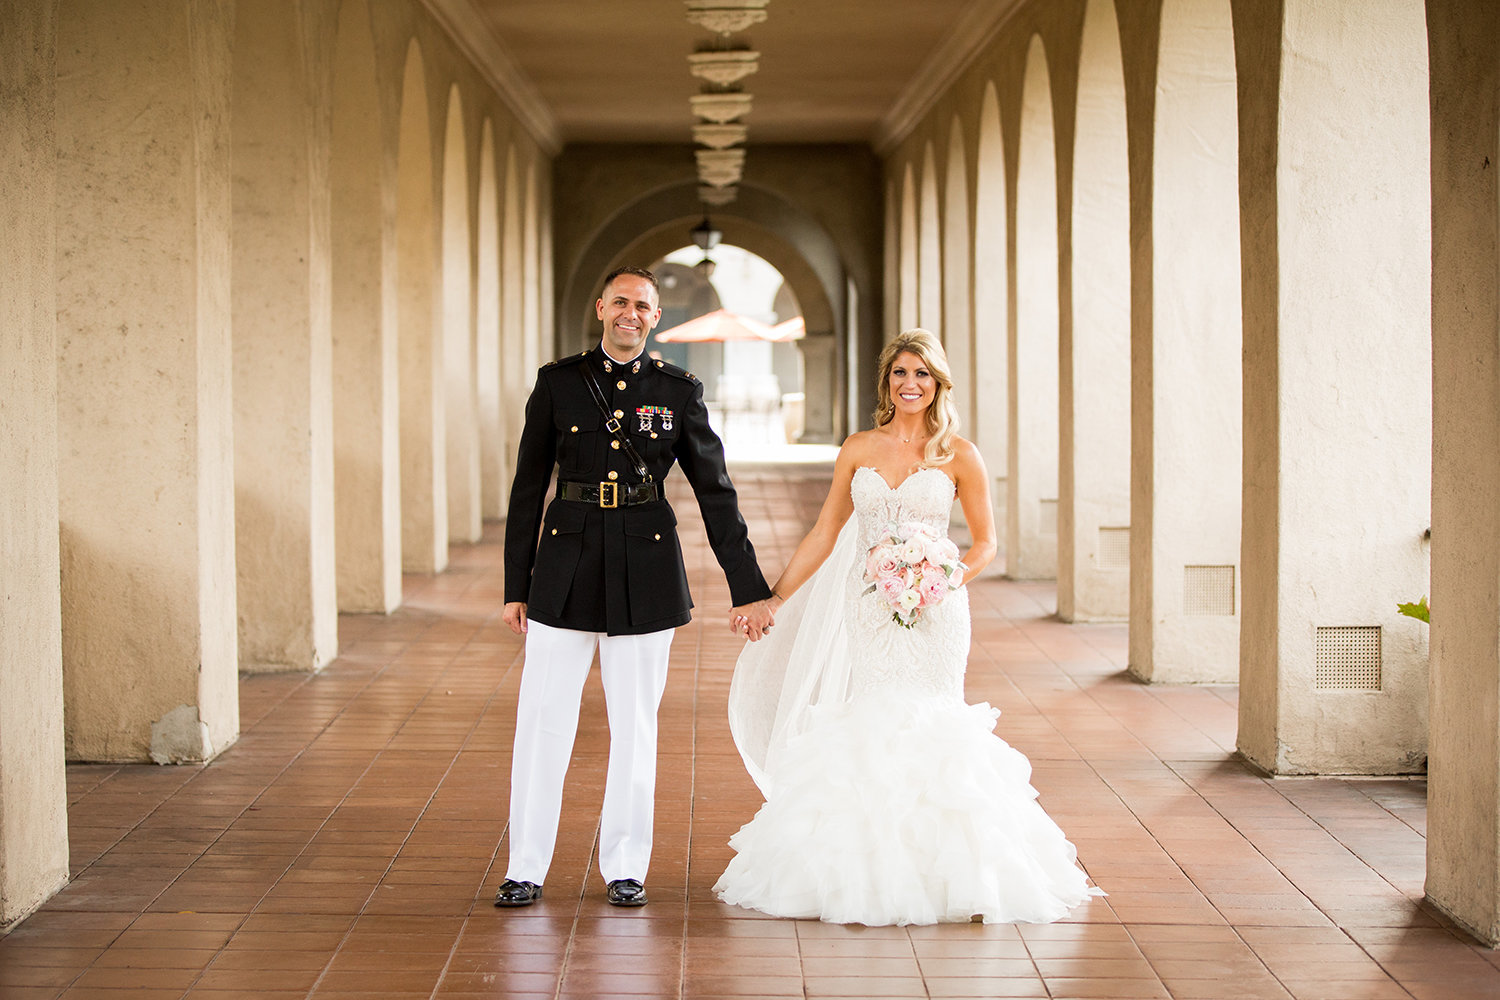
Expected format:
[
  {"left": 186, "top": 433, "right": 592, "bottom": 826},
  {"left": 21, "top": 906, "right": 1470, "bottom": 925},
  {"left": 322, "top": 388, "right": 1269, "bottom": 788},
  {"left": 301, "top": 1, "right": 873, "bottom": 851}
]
[
  {"left": 570, "top": 425, "right": 578, "bottom": 433},
  {"left": 656, "top": 360, "right": 664, "bottom": 367},
  {"left": 650, "top": 432, "right": 658, "bottom": 439},
  {"left": 611, "top": 440, "right": 620, "bottom": 450},
  {"left": 550, "top": 528, "right": 557, "bottom": 535},
  {"left": 614, "top": 409, "right": 623, "bottom": 419},
  {"left": 607, "top": 470, "right": 618, "bottom": 481},
  {"left": 616, "top": 380, "right": 627, "bottom": 390},
  {"left": 653, "top": 533, "right": 661, "bottom": 541}
]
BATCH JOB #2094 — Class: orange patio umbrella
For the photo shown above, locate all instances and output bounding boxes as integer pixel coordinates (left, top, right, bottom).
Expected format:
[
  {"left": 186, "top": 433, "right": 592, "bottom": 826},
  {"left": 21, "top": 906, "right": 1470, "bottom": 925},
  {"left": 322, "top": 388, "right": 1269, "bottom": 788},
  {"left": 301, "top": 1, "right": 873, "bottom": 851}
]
[
  {"left": 654, "top": 308, "right": 777, "bottom": 343},
  {"left": 768, "top": 316, "right": 805, "bottom": 341}
]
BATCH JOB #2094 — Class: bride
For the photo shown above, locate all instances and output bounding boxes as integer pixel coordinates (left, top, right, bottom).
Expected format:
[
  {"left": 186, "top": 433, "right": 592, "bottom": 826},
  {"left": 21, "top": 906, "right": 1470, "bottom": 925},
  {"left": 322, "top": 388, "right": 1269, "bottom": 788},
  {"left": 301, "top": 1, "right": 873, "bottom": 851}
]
[{"left": 715, "top": 329, "right": 1100, "bottom": 926}]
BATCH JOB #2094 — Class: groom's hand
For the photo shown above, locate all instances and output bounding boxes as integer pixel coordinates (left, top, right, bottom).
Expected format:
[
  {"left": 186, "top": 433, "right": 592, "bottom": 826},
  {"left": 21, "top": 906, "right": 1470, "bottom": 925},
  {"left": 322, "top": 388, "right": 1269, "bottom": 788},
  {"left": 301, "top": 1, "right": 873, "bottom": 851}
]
[
  {"left": 730, "top": 599, "right": 774, "bottom": 642},
  {"left": 503, "top": 601, "right": 529, "bottom": 635}
]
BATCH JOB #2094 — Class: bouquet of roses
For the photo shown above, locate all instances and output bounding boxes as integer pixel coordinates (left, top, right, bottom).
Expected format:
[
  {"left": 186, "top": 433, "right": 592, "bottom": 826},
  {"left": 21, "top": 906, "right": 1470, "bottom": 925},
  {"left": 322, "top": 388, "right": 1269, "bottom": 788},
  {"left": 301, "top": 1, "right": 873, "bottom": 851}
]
[{"left": 862, "top": 521, "right": 965, "bottom": 628}]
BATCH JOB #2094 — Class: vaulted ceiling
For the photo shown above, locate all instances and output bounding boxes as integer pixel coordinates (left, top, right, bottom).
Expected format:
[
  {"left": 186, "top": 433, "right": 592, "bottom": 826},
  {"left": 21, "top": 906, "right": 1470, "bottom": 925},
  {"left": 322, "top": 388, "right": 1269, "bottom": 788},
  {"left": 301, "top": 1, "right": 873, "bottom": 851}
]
[{"left": 432, "top": 0, "right": 1023, "bottom": 151}]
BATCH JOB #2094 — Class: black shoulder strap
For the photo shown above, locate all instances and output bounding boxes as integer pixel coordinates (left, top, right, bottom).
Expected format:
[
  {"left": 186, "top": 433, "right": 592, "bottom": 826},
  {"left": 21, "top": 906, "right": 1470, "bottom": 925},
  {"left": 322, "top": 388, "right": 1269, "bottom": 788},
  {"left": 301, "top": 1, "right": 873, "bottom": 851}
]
[{"left": 579, "top": 365, "right": 651, "bottom": 481}]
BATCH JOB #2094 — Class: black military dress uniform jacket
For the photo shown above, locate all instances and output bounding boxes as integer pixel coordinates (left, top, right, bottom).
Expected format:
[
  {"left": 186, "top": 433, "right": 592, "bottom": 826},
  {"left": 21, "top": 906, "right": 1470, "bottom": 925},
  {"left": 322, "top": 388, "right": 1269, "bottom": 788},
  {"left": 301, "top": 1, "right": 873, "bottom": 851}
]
[{"left": 504, "top": 346, "right": 771, "bottom": 636}]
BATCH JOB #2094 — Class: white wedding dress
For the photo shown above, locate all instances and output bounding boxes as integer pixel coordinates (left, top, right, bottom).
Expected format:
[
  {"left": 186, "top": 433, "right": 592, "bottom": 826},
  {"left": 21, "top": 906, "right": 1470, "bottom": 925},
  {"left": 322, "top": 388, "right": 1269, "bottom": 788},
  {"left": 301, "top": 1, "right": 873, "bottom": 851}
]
[{"left": 714, "top": 466, "right": 1100, "bottom": 925}]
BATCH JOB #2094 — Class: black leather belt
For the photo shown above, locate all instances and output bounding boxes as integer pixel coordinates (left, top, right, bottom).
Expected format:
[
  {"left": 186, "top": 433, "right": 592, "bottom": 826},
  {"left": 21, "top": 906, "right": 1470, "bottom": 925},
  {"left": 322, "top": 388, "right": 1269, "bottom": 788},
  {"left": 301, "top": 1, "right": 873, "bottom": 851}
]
[{"left": 557, "top": 480, "right": 659, "bottom": 508}]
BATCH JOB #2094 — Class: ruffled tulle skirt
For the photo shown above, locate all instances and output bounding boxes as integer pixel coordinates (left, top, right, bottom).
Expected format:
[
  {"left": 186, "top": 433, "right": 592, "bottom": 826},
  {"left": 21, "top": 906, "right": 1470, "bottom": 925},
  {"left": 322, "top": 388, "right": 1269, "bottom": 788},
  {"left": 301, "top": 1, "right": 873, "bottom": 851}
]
[{"left": 713, "top": 691, "right": 1100, "bottom": 926}]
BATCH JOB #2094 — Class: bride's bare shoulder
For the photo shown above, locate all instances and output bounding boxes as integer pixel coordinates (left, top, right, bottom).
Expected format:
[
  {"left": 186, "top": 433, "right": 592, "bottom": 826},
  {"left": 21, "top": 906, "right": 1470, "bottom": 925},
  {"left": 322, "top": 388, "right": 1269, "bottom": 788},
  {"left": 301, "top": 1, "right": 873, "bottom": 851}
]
[{"left": 836, "top": 430, "right": 881, "bottom": 469}]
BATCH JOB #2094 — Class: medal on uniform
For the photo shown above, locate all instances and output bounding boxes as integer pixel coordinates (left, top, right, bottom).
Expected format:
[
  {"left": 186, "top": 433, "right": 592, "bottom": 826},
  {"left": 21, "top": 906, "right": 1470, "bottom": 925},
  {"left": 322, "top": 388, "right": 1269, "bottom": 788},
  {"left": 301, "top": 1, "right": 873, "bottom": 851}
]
[
  {"left": 638, "top": 409, "right": 653, "bottom": 432},
  {"left": 637, "top": 405, "right": 674, "bottom": 433},
  {"left": 662, "top": 409, "right": 673, "bottom": 431}
]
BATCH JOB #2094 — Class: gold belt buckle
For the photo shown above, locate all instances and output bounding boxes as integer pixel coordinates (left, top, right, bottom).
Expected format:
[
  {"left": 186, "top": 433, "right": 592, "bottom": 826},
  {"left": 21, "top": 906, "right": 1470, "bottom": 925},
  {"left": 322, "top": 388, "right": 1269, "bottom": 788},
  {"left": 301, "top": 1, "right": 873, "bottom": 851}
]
[{"left": 598, "top": 481, "right": 618, "bottom": 508}]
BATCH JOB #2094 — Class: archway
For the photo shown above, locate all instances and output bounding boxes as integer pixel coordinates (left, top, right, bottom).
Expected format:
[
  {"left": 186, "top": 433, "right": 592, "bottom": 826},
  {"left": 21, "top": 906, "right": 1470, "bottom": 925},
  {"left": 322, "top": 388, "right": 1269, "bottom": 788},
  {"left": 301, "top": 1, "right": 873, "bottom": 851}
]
[
  {"left": 1011, "top": 35, "right": 1060, "bottom": 581},
  {"left": 1062, "top": 0, "right": 1131, "bottom": 622},
  {"left": 899, "top": 162, "right": 919, "bottom": 331},
  {"left": 331, "top": 0, "right": 400, "bottom": 612},
  {"left": 476, "top": 121, "right": 502, "bottom": 519},
  {"left": 441, "top": 85, "right": 478, "bottom": 543},
  {"left": 1131, "top": 0, "right": 1241, "bottom": 681},
  {"left": 943, "top": 118, "right": 974, "bottom": 438},
  {"left": 918, "top": 142, "right": 942, "bottom": 331},
  {"left": 974, "top": 81, "right": 1010, "bottom": 554},
  {"left": 396, "top": 40, "right": 445, "bottom": 574}
]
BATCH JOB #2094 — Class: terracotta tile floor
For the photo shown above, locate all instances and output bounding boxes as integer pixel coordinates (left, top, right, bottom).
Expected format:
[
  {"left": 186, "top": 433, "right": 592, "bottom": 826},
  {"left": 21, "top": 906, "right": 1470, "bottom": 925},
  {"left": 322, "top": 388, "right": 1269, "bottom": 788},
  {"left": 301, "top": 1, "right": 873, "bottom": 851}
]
[{"left": 4, "top": 464, "right": 1496, "bottom": 999}]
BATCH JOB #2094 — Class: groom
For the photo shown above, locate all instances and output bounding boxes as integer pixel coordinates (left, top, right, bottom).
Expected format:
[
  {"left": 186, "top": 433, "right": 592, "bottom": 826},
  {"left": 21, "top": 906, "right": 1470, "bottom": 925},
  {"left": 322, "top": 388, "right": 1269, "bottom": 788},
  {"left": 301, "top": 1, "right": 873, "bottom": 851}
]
[{"left": 496, "top": 266, "right": 774, "bottom": 908}]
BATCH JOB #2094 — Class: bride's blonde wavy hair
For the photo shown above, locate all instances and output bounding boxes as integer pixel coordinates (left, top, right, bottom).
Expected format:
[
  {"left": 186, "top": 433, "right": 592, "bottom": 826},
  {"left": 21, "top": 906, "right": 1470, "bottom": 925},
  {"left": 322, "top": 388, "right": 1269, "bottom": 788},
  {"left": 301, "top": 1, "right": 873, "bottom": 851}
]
[{"left": 873, "top": 329, "right": 960, "bottom": 467}]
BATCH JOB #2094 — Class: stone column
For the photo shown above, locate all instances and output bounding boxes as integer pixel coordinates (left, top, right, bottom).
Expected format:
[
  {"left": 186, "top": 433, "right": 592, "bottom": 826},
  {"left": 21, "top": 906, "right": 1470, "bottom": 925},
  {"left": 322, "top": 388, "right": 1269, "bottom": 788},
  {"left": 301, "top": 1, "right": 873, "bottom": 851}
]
[
  {"left": 55, "top": 0, "right": 239, "bottom": 761},
  {"left": 798, "top": 332, "right": 837, "bottom": 443},
  {"left": 331, "top": 0, "right": 401, "bottom": 612},
  {"left": 442, "top": 92, "right": 480, "bottom": 544},
  {"left": 232, "top": 1, "right": 339, "bottom": 671},
  {"left": 0, "top": 0, "right": 70, "bottom": 926},
  {"left": 1128, "top": 0, "right": 1242, "bottom": 683},
  {"left": 1425, "top": 0, "right": 1500, "bottom": 947},
  {"left": 1234, "top": 0, "right": 1431, "bottom": 775}
]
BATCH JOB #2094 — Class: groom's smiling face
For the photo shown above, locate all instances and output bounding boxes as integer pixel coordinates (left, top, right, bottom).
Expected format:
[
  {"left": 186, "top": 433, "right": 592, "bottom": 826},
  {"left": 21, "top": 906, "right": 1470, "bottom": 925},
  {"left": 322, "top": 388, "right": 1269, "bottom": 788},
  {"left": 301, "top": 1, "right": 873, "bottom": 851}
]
[{"left": 597, "top": 275, "right": 661, "bottom": 360}]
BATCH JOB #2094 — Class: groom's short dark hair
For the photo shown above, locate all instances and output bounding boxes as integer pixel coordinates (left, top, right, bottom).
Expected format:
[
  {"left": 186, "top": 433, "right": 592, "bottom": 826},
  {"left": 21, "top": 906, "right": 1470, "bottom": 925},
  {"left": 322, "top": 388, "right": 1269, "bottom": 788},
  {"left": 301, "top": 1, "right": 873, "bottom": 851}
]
[{"left": 602, "top": 266, "right": 658, "bottom": 296}]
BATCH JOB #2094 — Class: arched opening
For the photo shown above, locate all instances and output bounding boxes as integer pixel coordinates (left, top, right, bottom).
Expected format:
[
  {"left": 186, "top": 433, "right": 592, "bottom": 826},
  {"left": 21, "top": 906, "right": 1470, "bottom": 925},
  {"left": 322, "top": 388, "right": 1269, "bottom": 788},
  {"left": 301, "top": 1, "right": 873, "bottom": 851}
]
[
  {"left": 1131, "top": 0, "right": 1241, "bottom": 681},
  {"left": 899, "top": 162, "right": 919, "bottom": 331},
  {"left": 1011, "top": 35, "right": 1060, "bottom": 581},
  {"left": 331, "top": 0, "right": 400, "bottom": 612},
  {"left": 918, "top": 142, "right": 942, "bottom": 331},
  {"left": 396, "top": 40, "right": 445, "bottom": 574},
  {"left": 499, "top": 144, "right": 523, "bottom": 505},
  {"left": 476, "top": 121, "right": 503, "bottom": 520},
  {"left": 1237, "top": 1, "right": 1431, "bottom": 776},
  {"left": 558, "top": 181, "right": 851, "bottom": 443},
  {"left": 943, "top": 118, "right": 974, "bottom": 439},
  {"left": 651, "top": 245, "right": 810, "bottom": 456},
  {"left": 523, "top": 161, "right": 541, "bottom": 377},
  {"left": 441, "top": 86, "right": 478, "bottom": 544},
  {"left": 1062, "top": 0, "right": 1131, "bottom": 622},
  {"left": 974, "top": 81, "right": 1009, "bottom": 555}
]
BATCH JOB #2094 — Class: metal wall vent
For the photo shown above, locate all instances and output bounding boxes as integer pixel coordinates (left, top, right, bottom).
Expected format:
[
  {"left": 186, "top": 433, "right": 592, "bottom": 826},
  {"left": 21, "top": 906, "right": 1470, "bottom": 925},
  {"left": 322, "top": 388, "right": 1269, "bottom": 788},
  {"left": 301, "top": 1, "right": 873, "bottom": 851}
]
[
  {"left": 1097, "top": 527, "right": 1130, "bottom": 569},
  {"left": 1315, "top": 626, "right": 1382, "bottom": 690},
  {"left": 1039, "top": 498, "right": 1058, "bottom": 536},
  {"left": 1183, "top": 565, "right": 1235, "bottom": 616}
]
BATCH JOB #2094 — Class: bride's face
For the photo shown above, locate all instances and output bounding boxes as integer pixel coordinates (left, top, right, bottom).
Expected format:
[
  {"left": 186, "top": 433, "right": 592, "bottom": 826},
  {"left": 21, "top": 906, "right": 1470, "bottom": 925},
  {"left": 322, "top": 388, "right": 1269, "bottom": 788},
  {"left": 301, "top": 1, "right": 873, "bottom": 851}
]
[{"left": 888, "top": 351, "right": 936, "bottom": 418}]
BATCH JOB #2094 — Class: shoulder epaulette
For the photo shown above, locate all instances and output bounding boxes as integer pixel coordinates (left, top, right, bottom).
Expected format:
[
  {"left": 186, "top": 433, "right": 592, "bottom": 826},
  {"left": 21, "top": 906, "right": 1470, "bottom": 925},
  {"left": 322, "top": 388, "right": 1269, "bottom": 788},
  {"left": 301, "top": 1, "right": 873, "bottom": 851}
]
[
  {"left": 540, "top": 351, "right": 590, "bottom": 373},
  {"left": 651, "top": 358, "right": 700, "bottom": 385}
]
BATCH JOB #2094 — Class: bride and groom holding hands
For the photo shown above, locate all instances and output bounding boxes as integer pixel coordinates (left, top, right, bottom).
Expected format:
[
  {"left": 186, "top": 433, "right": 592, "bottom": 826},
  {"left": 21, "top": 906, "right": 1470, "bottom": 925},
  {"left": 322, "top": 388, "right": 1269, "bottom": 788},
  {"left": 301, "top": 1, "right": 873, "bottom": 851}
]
[{"left": 494, "top": 265, "right": 1098, "bottom": 925}]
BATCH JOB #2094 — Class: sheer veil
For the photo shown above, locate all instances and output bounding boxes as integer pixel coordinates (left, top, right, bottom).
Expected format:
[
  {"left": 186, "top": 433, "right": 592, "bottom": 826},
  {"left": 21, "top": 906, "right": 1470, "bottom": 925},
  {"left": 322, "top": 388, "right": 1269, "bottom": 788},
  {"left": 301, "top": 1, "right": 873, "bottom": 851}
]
[{"left": 727, "top": 516, "right": 861, "bottom": 796}]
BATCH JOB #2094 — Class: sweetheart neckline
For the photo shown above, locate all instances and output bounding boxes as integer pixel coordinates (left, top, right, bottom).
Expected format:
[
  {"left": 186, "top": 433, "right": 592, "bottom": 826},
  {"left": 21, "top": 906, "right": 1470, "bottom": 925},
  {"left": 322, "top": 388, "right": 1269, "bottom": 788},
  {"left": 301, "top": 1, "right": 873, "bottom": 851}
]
[{"left": 855, "top": 465, "right": 955, "bottom": 494}]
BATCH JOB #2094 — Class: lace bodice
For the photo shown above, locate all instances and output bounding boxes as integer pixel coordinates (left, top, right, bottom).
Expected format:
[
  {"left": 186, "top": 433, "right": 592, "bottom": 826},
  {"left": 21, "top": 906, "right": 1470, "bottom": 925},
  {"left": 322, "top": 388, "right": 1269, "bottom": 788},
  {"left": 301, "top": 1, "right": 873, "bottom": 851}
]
[{"left": 845, "top": 466, "right": 970, "bottom": 699}]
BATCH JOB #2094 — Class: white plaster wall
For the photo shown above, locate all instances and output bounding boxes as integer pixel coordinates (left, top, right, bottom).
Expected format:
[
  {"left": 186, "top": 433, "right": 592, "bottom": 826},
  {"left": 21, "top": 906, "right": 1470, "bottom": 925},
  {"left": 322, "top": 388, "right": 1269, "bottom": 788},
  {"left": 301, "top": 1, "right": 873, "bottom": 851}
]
[
  {"left": 943, "top": 120, "right": 975, "bottom": 441},
  {"left": 973, "top": 83, "right": 1010, "bottom": 558},
  {"left": 442, "top": 89, "right": 481, "bottom": 544},
  {"left": 476, "top": 121, "right": 504, "bottom": 520},
  {"left": 1136, "top": 0, "right": 1241, "bottom": 682},
  {"left": 918, "top": 143, "right": 943, "bottom": 332},
  {"left": 1240, "top": 0, "right": 1431, "bottom": 774},
  {"left": 55, "top": 0, "right": 239, "bottom": 761},
  {"left": 0, "top": 0, "right": 70, "bottom": 927},
  {"left": 899, "top": 164, "right": 920, "bottom": 334},
  {"left": 396, "top": 41, "right": 447, "bottom": 574},
  {"left": 500, "top": 144, "right": 524, "bottom": 503},
  {"left": 1010, "top": 36, "right": 1061, "bottom": 581},
  {"left": 1062, "top": 0, "right": 1131, "bottom": 622}
]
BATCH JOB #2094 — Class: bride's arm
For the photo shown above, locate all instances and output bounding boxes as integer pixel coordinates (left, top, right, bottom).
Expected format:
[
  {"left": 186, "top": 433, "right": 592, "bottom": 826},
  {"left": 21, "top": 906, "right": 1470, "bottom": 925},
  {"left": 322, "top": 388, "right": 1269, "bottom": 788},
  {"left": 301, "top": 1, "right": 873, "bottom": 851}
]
[
  {"left": 766, "top": 439, "right": 863, "bottom": 613},
  {"left": 952, "top": 438, "right": 997, "bottom": 584}
]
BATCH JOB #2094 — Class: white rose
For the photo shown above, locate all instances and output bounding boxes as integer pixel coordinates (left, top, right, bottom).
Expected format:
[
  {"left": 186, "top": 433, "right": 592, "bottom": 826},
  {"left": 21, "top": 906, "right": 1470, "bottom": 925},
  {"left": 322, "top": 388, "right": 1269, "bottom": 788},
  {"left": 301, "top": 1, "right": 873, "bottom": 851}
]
[{"left": 897, "top": 588, "right": 921, "bottom": 612}]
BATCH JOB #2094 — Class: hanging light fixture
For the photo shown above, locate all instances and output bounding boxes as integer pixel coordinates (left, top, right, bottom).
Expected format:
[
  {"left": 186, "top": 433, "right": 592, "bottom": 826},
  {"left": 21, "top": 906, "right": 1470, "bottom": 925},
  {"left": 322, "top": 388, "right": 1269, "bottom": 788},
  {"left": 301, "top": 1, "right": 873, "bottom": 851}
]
[
  {"left": 690, "top": 216, "right": 722, "bottom": 278},
  {"left": 690, "top": 216, "right": 722, "bottom": 253}
]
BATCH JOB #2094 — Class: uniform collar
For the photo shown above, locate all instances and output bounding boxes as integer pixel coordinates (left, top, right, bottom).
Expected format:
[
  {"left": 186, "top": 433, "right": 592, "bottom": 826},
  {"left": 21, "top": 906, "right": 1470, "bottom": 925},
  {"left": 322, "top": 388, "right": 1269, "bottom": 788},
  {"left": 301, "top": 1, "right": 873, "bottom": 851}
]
[{"left": 594, "top": 344, "right": 646, "bottom": 375}]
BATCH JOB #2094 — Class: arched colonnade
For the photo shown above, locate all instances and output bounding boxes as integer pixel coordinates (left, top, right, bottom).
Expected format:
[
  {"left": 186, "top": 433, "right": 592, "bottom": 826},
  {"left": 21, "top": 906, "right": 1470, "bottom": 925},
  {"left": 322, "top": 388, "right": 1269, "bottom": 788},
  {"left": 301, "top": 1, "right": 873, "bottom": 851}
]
[
  {"left": 883, "top": 0, "right": 1498, "bottom": 943},
  {"left": 1, "top": 0, "right": 551, "bottom": 927}
]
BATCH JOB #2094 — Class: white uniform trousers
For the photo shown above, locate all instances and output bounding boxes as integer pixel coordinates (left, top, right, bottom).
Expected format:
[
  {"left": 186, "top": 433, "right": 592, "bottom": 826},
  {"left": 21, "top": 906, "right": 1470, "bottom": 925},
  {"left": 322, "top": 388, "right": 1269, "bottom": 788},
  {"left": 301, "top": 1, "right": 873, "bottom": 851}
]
[{"left": 505, "top": 619, "right": 674, "bottom": 885}]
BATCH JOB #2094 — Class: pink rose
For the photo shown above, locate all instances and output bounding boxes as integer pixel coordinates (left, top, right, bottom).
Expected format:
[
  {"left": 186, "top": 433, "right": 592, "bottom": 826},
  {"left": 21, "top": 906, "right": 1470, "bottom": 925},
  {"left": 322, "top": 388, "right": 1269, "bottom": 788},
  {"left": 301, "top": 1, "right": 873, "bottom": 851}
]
[
  {"left": 919, "top": 572, "right": 949, "bottom": 606},
  {"left": 878, "top": 575, "right": 906, "bottom": 603}
]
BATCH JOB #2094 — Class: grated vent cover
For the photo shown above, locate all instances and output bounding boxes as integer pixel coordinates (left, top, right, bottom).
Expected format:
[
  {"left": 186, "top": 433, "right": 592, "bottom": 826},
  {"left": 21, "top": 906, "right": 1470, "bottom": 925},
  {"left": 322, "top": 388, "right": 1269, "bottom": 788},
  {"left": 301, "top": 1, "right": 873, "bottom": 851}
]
[
  {"left": 1183, "top": 565, "right": 1235, "bottom": 615},
  {"left": 1315, "top": 626, "right": 1382, "bottom": 690},
  {"left": 1097, "top": 527, "right": 1130, "bottom": 569}
]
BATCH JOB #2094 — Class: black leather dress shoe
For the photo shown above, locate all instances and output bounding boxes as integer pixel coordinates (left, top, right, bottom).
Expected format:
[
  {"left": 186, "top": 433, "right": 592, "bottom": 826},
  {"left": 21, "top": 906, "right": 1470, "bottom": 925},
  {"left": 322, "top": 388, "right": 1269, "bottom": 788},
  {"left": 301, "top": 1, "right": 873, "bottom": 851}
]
[
  {"left": 605, "top": 878, "right": 648, "bottom": 907},
  {"left": 494, "top": 879, "right": 542, "bottom": 907}
]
